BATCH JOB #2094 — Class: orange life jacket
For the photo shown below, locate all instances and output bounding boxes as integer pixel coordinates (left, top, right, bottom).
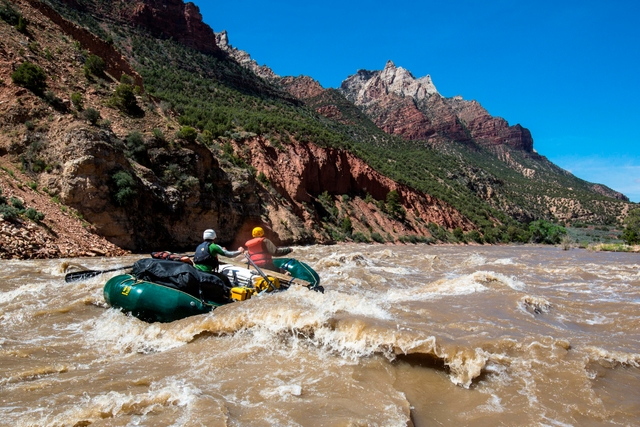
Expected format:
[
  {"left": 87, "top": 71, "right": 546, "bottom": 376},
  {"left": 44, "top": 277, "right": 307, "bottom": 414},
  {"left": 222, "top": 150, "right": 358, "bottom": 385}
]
[{"left": 245, "top": 237, "right": 273, "bottom": 267}]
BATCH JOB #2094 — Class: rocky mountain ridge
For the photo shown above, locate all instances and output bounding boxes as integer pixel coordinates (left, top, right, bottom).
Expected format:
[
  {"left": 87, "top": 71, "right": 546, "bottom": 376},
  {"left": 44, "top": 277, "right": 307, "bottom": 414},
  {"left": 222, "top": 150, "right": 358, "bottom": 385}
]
[
  {"left": 0, "top": 0, "right": 633, "bottom": 259},
  {"left": 339, "top": 60, "right": 533, "bottom": 152}
]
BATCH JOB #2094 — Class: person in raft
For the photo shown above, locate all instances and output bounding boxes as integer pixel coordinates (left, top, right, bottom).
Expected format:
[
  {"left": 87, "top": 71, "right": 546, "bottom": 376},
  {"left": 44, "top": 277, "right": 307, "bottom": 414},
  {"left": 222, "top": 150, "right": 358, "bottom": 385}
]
[
  {"left": 193, "top": 229, "right": 244, "bottom": 273},
  {"left": 244, "top": 226, "right": 293, "bottom": 271}
]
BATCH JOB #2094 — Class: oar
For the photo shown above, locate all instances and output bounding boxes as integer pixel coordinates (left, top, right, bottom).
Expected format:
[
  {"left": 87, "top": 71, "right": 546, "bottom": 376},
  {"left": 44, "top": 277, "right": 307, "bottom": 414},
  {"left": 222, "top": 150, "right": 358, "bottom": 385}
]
[
  {"left": 64, "top": 265, "right": 134, "bottom": 283},
  {"left": 243, "top": 253, "right": 278, "bottom": 292}
]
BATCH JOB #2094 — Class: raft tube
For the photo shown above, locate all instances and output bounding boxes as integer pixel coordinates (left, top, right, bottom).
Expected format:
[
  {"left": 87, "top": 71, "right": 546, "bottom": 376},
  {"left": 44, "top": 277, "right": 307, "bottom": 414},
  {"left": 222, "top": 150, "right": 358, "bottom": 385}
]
[
  {"left": 273, "top": 258, "right": 321, "bottom": 289},
  {"left": 104, "top": 274, "right": 222, "bottom": 323}
]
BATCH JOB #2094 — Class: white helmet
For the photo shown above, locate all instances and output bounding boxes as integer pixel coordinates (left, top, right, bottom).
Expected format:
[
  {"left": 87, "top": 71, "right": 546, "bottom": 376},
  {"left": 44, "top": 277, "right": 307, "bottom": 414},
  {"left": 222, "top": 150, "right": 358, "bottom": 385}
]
[{"left": 203, "top": 229, "right": 217, "bottom": 240}]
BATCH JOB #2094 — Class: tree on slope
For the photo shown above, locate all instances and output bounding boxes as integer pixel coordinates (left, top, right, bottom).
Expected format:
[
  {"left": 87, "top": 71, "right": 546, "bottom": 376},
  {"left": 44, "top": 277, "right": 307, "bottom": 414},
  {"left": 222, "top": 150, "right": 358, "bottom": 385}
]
[{"left": 621, "top": 208, "right": 640, "bottom": 245}]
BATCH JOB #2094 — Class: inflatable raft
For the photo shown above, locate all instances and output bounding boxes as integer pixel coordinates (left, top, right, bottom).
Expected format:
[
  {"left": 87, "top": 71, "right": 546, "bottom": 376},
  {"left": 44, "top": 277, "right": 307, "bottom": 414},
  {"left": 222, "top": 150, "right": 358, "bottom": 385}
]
[{"left": 104, "top": 257, "right": 321, "bottom": 323}]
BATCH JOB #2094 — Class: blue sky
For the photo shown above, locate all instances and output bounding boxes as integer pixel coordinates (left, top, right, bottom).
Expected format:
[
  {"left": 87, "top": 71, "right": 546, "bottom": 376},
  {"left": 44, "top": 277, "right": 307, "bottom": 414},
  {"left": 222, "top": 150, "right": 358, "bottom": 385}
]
[{"left": 192, "top": 1, "right": 640, "bottom": 202}]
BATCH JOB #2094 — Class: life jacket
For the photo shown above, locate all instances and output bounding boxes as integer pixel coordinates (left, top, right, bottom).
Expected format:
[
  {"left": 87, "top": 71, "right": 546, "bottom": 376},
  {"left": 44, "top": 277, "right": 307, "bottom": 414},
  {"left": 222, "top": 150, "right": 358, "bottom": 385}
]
[
  {"left": 193, "top": 241, "right": 219, "bottom": 271},
  {"left": 245, "top": 237, "right": 272, "bottom": 267}
]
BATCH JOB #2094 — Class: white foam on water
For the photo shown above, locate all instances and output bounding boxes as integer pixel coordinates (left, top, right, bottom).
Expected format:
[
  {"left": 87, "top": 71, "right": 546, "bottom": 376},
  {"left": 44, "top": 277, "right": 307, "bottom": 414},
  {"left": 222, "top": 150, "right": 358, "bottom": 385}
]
[
  {"left": 475, "top": 394, "right": 505, "bottom": 413},
  {"left": 387, "top": 270, "right": 526, "bottom": 303},
  {"left": 16, "top": 377, "right": 201, "bottom": 427},
  {"left": 82, "top": 309, "right": 195, "bottom": 355},
  {"left": 461, "top": 253, "right": 488, "bottom": 267},
  {"left": 583, "top": 346, "right": 640, "bottom": 368},
  {"left": 259, "top": 383, "right": 303, "bottom": 401},
  {"left": 0, "top": 282, "right": 49, "bottom": 305},
  {"left": 491, "top": 258, "right": 516, "bottom": 265}
]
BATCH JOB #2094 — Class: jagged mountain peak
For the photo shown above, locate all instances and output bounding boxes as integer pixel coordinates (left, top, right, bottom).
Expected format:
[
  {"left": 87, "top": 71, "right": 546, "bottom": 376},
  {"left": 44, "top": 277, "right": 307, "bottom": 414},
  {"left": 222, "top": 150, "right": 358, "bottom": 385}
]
[
  {"left": 340, "top": 61, "right": 439, "bottom": 107},
  {"left": 214, "top": 30, "right": 279, "bottom": 81}
]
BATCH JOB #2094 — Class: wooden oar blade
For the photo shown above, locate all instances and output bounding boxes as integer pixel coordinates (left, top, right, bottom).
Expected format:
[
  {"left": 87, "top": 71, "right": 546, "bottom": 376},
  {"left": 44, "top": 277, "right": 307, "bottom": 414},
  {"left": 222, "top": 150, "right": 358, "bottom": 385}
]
[
  {"left": 64, "top": 270, "right": 104, "bottom": 282},
  {"left": 64, "top": 265, "right": 134, "bottom": 283}
]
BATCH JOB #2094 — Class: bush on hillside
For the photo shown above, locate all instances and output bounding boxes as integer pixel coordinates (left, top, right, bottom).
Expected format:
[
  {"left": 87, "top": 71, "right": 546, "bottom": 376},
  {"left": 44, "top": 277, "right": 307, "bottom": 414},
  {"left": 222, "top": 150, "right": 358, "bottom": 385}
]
[
  {"left": 0, "top": 204, "right": 20, "bottom": 221},
  {"left": 80, "top": 107, "right": 101, "bottom": 125},
  {"left": 0, "top": 1, "right": 21, "bottom": 26},
  {"left": 111, "top": 170, "right": 137, "bottom": 206},
  {"left": 84, "top": 54, "right": 105, "bottom": 77},
  {"left": 371, "top": 232, "right": 385, "bottom": 243},
  {"left": 528, "top": 219, "right": 567, "bottom": 244},
  {"left": 110, "top": 82, "right": 139, "bottom": 114},
  {"left": 352, "top": 232, "right": 370, "bottom": 243},
  {"left": 24, "top": 207, "right": 45, "bottom": 222},
  {"left": 176, "top": 126, "right": 197, "bottom": 143},
  {"left": 11, "top": 62, "right": 47, "bottom": 95},
  {"left": 621, "top": 208, "right": 640, "bottom": 245},
  {"left": 125, "top": 131, "right": 145, "bottom": 156},
  {"left": 71, "top": 92, "right": 83, "bottom": 110}
]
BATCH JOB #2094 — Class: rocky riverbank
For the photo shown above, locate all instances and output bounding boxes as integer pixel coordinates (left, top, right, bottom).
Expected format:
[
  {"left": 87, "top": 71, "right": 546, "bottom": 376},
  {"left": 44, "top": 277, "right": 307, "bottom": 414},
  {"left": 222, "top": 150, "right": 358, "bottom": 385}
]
[{"left": 1, "top": 159, "right": 128, "bottom": 259}]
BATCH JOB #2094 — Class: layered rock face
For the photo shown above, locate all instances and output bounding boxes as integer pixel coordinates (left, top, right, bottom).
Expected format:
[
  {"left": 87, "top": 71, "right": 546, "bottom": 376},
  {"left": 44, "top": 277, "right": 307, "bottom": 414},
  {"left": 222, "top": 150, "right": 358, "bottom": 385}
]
[
  {"left": 56, "top": 0, "right": 220, "bottom": 55},
  {"left": 339, "top": 61, "right": 533, "bottom": 152},
  {"left": 130, "top": 1, "right": 219, "bottom": 54},
  {"left": 237, "top": 137, "right": 474, "bottom": 233},
  {"left": 447, "top": 96, "right": 533, "bottom": 152},
  {"left": 49, "top": 123, "right": 260, "bottom": 250}
]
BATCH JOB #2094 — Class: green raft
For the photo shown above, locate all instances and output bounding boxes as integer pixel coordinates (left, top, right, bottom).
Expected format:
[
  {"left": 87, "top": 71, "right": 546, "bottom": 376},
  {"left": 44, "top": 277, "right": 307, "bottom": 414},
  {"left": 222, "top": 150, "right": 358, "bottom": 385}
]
[
  {"left": 273, "top": 258, "right": 321, "bottom": 289},
  {"left": 104, "top": 274, "right": 224, "bottom": 323}
]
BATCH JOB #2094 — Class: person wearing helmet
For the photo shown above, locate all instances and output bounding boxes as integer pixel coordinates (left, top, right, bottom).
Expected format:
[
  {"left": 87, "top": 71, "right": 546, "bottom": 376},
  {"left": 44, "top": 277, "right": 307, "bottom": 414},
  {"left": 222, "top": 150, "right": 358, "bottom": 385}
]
[
  {"left": 244, "top": 226, "right": 292, "bottom": 271},
  {"left": 193, "top": 229, "right": 244, "bottom": 273}
]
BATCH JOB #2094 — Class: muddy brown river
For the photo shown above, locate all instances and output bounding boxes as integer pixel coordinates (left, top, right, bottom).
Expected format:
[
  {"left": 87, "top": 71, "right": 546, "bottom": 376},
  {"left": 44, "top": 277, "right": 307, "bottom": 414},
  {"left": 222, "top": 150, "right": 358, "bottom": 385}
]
[{"left": 1, "top": 244, "right": 639, "bottom": 426}]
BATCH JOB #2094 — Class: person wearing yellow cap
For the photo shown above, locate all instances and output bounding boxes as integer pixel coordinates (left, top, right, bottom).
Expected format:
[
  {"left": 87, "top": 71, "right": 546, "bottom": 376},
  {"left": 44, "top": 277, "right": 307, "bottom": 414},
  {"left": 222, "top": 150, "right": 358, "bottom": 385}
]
[
  {"left": 244, "top": 226, "right": 292, "bottom": 271},
  {"left": 194, "top": 229, "right": 244, "bottom": 273}
]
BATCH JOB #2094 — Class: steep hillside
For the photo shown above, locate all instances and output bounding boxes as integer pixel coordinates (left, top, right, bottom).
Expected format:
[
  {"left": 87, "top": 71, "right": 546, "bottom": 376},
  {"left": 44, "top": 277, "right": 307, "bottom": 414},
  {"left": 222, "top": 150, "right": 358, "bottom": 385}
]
[{"left": 0, "top": 0, "right": 477, "bottom": 258}]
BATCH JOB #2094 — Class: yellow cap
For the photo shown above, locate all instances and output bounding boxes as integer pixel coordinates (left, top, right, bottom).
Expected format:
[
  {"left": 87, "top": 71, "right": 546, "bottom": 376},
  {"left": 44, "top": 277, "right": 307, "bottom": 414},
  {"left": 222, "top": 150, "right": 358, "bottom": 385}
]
[{"left": 252, "top": 226, "right": 264, "bottom": 237}]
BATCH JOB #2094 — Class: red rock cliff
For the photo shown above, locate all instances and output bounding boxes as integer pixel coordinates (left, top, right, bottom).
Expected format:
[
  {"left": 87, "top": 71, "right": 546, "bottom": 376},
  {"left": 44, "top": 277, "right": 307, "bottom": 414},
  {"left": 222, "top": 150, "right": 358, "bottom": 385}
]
[
  {"left": 237, "top": 137, "right": 474, "bottom": 233},
  {"left": 55, "top": 0, "right": 220, "bottom": 55}
]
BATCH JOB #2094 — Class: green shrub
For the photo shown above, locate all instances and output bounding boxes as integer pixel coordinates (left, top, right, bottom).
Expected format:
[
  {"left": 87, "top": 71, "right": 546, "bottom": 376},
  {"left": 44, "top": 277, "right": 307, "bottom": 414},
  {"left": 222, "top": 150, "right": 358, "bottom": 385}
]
[
  {"left": 81, "top": 107, "right": 100, "bottom": 125},
  {"left": 0, "top": 204, "right": 20, "bottom": 220},
  {"left": 528, "top": 219, "right": 567, "bottom": 244},
  {"left": 466, "top": 230, "right": 483, "bottom": 244},
  {"left": 152, "top": 128, "right": 165, "bottom": 141},
  {"left": 386, "top": 190, "right": 406, "bottom": 220},
  {"left": 257, "top": 172, "right": 270, "bottom": 186},
  {"left": 0, "top": 1, "right": 21, "bottom": 26},
  {"left": 11, "top": 62, "right": 47, "bottom": 94},
  {"left": 176, "top": 126, "right": 197, "bottom": 143},
  {"left": 24, "top": 207, "right": 44, "bottom": 222},
  {"left": 125, "top": 131, "right": 146, "bottom": 159},
  {"left": 110, "top": 82, "right": 139, "bottom": 114},
  {"left": 84, "top": 54, "right": 105, "bottom": 77},
  {"left": 43, "top": 90, "right": 66, "bottom": 111},
  {"left": 9, "top": 197, "right": 25, "bottom": 211},
  {"left": 71, "top": 92, "right": 83, "bottom": 110},
  {"left": 341, "top": 216, "right": 353, "bottom": 235},
  {"left": 371, "top": 232, "right": 385, "bottom": 243},
  {"left": 16, "top": 15, "right": 27, "bottom": 33},
  {"left": 111, "top": 170, "right": 137, "bottom": 206},
  {"left": 352, "top": 232, "right": 370, "bottom": 243},
  {"left": 621, "top": 208, "right": 640, "bottom": 245}
]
